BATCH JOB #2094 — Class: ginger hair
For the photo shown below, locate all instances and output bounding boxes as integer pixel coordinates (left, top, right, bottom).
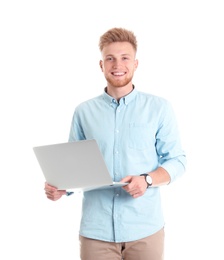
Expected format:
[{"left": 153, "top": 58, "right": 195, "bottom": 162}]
[{"left": 99, "top": 27, "right": 137, "bottom": 52}]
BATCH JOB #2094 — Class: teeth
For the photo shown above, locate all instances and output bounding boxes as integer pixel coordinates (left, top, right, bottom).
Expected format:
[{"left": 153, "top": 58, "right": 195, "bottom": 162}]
[{"left": 113, "top": 72, "right": 125, "bottom": 76}]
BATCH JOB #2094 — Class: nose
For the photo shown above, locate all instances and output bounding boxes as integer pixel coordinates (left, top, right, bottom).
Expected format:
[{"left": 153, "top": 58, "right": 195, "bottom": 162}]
[{"left": 112, "top": 59, "right": 121, "bottom": 69}]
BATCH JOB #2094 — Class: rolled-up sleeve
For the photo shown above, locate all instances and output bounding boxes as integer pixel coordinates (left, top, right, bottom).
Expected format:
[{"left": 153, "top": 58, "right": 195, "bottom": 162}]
[{"left": 156, "top": 101, "right": 187, "bottom": 182}]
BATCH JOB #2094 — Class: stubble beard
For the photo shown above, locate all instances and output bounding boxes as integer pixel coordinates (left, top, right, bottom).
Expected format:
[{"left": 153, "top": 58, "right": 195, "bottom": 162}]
[{"left": 106, "top": 74, "right": 133, "bottom": 88}]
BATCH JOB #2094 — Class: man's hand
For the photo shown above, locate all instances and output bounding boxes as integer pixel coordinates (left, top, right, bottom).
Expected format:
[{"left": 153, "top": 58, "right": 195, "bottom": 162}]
[
  {"left": 121, "top": 175, "right": 147, "bottom": 198},
  {"left": 44, "top": 182, "right": 66, "bottom": 201}
]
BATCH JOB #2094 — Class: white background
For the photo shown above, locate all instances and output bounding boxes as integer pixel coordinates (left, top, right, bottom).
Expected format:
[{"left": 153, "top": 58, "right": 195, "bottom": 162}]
[{"left": 0, "top": 0, "right": 223, "bottom": 259}]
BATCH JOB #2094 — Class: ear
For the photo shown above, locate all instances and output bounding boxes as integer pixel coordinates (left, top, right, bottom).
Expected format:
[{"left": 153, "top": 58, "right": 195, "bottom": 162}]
[
  {"left": 99, "top": 60, "right": 103, "bottom": 71},
  {"left": 134, "top": 59, "right": 139, "bottom": 70}
]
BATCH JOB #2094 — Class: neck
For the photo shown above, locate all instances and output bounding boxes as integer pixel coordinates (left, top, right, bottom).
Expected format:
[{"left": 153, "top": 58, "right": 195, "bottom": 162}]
[{"left": 106, "top": 83, "right": 134, "bottom": 101}]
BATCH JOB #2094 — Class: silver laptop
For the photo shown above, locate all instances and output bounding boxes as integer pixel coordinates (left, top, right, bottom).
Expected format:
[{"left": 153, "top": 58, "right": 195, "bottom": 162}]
[{"left": 33, "top": 139, "right": 128, "bottom": 192}]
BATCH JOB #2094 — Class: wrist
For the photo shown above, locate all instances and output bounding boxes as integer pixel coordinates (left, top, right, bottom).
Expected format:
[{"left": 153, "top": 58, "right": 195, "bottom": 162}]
[{"left": 140, "top": 173, "right": 153, "bottom": 188}]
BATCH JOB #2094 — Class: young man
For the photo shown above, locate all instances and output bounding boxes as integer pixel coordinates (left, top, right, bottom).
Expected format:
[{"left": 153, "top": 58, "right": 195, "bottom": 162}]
[{"left": 44, "top": 27, "right": 186, "bottom": 260}]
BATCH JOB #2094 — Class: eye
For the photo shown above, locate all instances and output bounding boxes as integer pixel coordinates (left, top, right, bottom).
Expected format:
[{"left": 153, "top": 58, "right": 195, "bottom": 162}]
[{"left": 106, "top": 57, "right": 113, "bottom": 61}]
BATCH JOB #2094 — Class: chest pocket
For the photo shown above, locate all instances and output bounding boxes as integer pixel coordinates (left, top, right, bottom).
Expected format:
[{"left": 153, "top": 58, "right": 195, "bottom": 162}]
[{"left": 129, "top": 123, "right": 154, "bottom": 150}]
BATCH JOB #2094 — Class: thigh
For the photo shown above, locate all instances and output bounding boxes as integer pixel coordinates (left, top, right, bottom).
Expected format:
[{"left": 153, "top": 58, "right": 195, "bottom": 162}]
[
  {"left": 79, "top": 235, "right": 122, "bottom": 260},
  {"left": 122, "top": 228, "right": 165, "bottom": 260}
]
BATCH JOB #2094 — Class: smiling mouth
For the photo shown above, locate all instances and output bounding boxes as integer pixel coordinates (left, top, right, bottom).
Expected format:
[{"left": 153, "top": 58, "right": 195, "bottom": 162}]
[{"left": 112, "top": 72, "right": 126, "bottom": 76}]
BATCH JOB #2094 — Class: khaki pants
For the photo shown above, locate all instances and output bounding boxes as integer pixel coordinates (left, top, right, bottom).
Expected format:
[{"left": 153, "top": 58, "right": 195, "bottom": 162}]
[{"left": 80, "top": 228, "right": 164, "bottom": 260}]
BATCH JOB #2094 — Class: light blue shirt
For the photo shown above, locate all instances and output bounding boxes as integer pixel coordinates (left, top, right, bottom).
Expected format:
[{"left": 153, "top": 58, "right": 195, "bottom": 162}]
[{"left": 69, "top": 87, "right": 186, "bottom": 242}]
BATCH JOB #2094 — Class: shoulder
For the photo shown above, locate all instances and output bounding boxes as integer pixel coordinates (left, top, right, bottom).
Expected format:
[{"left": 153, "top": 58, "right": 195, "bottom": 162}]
[{"left": 136, "top": 90, "right": 170, "bottom": 106}]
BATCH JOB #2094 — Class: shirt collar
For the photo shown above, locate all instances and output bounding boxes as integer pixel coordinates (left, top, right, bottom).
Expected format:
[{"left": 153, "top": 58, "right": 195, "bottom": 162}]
[{"left": 103, "top": 85, "right": 137, "bottom": 106}]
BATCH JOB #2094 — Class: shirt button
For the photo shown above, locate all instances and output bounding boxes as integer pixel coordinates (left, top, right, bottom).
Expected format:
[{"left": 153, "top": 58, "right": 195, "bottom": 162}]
[{"left": 116, "top": 194, "right": 119, "bottom": 197}]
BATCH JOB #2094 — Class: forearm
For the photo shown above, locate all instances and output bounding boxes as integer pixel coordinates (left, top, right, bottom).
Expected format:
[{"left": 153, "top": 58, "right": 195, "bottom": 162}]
[{"left": 148, "top": 167, "right": 171, "bottom": 187}]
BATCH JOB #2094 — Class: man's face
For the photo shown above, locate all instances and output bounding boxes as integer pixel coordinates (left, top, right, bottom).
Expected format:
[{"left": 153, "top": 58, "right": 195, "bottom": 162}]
[{"left": 100, "top": 42, "right": 138, "bottom": 88}]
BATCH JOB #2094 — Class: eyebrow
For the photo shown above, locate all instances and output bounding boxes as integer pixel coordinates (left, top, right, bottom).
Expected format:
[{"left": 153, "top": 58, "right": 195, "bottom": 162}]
[{"left": 105, "top": 53, "right": 131, "bottom": 58}]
